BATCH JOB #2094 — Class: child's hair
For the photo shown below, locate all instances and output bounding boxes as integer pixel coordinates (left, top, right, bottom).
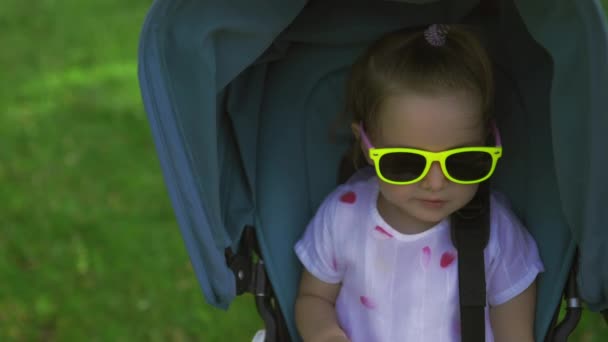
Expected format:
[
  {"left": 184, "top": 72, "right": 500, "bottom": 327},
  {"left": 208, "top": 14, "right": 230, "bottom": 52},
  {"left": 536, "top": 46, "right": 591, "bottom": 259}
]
[{"left": 344, "top": 24, "right": 495, "bottom": 168}]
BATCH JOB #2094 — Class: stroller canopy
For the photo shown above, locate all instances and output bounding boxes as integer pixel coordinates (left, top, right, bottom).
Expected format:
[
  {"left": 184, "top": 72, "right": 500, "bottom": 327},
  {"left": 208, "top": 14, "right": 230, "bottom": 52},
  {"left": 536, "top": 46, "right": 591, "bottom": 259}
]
[{"left": 138, "top": 0, "right": 608, "bottom": 340}]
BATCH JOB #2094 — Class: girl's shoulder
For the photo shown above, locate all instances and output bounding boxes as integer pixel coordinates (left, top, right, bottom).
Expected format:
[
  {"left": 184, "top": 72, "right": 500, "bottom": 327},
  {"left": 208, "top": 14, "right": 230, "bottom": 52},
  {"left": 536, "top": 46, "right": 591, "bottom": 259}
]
[
  {"left": 487, "top": 191, "right": 536, "bottom": 255},
  {"left": 319, "top": 168, "right": 377, "bottom": 209},
  {"left": 299, "top": 173, "right": 377, "bottom": 255},
  {"left": 489, "top": 191, "right": 523, "bottom": 228},
  {"left": 485, "top": 191, "right": 544, "bottom": 305}
]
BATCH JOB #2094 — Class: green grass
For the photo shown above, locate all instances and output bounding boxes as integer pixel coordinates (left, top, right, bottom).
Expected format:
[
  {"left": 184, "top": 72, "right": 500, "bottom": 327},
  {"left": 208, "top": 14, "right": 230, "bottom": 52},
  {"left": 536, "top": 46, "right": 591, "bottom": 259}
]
[
  {"left": 0, "top": 1, "right": 261, "bottom": 340},
  {"left": 1, "top": 0, "right": 607, "bottom": 341}
]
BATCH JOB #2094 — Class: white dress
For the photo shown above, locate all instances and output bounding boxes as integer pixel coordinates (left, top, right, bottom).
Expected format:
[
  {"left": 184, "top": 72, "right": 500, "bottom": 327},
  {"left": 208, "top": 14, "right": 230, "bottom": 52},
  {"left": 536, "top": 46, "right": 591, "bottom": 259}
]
[{"left": 295, "top": 176, "right": 544, "bottom": 342}]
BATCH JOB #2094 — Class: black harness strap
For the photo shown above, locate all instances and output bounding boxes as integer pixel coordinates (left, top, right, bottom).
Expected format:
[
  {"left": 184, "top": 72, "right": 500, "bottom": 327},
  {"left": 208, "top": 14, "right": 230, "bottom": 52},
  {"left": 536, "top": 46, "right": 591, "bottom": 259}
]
[{"left": 451, "top": 183, "right": 490, "bottom": 342}]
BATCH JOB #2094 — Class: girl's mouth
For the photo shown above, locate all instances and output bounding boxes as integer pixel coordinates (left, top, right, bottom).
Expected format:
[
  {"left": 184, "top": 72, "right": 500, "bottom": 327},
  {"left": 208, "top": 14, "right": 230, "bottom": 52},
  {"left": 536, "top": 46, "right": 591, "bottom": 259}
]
[{"left": 419, "top": 199, "right": 446, "bottom": 209}]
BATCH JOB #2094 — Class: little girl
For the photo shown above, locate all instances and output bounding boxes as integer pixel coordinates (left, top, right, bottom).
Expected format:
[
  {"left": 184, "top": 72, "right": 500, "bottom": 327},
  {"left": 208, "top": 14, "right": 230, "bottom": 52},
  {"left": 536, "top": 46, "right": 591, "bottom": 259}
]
[{"left": 294, "top": 25, "right": 544, "bottom": 342}]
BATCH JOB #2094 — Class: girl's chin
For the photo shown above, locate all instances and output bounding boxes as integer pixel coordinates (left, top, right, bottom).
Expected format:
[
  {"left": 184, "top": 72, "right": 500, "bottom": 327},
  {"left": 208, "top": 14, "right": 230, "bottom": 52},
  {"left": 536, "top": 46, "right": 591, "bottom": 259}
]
[{"left": 409, "top": 206, "right": 451, "bottom": 225}]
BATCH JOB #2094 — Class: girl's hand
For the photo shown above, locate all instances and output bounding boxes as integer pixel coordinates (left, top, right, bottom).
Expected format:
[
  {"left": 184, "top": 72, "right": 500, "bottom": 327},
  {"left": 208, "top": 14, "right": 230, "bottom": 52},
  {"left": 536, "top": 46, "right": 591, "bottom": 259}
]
[
  {"left": 304, "top": 329, "right": 350, "bottom": 342},
  {"left": 321, "top": 336, "right": 350, "bottom": 342}
]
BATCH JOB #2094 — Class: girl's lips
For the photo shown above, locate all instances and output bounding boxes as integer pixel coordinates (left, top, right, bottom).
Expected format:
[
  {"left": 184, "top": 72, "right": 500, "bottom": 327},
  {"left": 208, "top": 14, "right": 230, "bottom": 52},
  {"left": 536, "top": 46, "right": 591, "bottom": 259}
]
[{"left": 419, "top": 199, "right": 446, "bottom": 209}]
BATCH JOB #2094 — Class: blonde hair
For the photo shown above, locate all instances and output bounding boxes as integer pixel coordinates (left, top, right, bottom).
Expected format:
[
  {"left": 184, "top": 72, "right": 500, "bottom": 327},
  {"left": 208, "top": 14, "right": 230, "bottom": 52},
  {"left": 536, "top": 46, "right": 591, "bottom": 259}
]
[{"left": 344, "top": 25, "right": 495, "bottom": 167}]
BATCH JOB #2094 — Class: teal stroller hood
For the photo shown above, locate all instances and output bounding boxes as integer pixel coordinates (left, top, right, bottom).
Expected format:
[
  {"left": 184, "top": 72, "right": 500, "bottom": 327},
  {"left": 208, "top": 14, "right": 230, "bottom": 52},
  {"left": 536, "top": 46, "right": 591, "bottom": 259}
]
[{"left": 138, "top": 0, "right": 608, "bottom": 340}]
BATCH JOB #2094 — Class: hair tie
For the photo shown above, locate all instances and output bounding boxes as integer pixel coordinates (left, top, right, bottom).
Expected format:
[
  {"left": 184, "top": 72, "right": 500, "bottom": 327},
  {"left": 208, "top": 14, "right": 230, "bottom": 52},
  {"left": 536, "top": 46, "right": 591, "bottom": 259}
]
[{"left": 424, "top": 24, "right": 450, "bottom": 47}]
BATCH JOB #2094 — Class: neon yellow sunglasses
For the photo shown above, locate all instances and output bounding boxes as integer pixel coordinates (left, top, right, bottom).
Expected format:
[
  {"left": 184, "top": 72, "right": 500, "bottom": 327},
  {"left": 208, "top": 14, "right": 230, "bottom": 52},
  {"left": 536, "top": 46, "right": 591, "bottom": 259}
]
[{"left": 359, "top": 122, "right": 503, "bottom": 185}]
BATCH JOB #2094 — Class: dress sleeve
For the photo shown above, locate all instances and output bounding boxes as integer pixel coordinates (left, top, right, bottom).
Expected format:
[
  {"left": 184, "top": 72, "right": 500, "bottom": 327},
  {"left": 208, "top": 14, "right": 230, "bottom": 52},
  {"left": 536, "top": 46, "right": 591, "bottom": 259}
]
[
  {"left": 486, "top": 197, "right": 545, "bottom": 306},
  {"left": 294, "top": 190, "right": 344, "bottom": 284}
]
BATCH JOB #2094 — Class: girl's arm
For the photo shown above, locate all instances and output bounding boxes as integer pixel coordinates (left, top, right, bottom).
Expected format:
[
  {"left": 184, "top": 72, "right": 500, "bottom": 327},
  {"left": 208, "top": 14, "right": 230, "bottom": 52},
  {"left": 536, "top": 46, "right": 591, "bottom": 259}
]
[
  {"left": 295, "top": 270, "right": 349, "bottom": 342},
  {"left": 490, "top": 280, "right": 537, "bottom": 342}
]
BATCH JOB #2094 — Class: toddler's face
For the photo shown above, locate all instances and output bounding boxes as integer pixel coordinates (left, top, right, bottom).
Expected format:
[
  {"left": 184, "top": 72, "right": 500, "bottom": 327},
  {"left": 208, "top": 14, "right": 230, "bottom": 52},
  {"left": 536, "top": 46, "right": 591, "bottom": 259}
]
[{"left": 363, "top": 90, "right": 485, "bottom": 234}]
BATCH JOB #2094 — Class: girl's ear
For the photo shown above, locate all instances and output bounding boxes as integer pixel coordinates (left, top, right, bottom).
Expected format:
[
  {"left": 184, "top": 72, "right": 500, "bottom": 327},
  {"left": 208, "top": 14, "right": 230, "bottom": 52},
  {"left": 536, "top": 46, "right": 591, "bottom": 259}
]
[{"left": 351, "top": 122, "right": 373, "bottom": 166}]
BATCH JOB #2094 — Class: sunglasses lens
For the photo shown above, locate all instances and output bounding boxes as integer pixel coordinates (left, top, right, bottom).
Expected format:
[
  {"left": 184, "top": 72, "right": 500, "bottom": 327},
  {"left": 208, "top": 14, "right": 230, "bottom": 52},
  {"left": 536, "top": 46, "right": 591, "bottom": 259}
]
[
  {"left": 379, "top": 152, "right": 426, "bottom": 182},
  {"left": 445, "top": 151, "right": 493, "bottom": 181}
]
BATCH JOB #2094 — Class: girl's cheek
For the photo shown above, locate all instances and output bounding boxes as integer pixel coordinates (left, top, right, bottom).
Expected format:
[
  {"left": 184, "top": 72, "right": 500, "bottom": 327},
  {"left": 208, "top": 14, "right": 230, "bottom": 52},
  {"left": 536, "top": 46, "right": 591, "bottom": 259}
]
[
  {"left": 381, "top": 186, "right": 420, "bottom": 212},
  {"left": 379, "top": 185, "right": 408, "bottom": 203},
  {"left": 457, "top": 184, "right": 479, "bottom": 200},
  {"left": 382, "top": 182, "right": 415, "bottom": 194}
]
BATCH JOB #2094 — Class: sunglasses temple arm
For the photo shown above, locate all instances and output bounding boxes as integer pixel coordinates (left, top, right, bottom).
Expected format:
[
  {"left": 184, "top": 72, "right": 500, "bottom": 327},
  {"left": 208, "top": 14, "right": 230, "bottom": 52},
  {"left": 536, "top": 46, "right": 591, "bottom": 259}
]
[
  {"left": 491, "top": 120, "right": 502, "bottom": 147},
  {"left": 359, "top": 121, "right": 374, "bottom": 149}
]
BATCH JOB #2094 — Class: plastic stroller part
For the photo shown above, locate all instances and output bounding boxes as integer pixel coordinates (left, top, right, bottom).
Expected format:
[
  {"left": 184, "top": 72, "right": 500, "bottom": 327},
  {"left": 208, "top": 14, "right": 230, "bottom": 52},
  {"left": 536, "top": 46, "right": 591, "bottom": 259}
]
[
  {"left": 548, "top": 254, "right": 583, "bottom": 342},
  {"left": 226, "top": 227, "right": 290, "bottom": 342},
  {"left": 252, "top": 329, "right": 266, "bottom": 342}
]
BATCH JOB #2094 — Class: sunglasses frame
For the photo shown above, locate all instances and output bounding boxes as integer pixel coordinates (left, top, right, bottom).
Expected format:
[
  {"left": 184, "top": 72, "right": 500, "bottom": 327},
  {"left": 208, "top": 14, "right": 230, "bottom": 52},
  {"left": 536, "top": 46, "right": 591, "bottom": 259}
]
[{"left": 359, "top": 122, "right": 503, "bottom": 185}]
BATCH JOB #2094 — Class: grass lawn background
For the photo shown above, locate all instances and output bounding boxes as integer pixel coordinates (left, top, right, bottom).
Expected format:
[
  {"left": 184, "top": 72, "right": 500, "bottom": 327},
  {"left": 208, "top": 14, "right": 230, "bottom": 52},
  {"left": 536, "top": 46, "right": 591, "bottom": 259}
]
[{"left": 1, "top": 0, "right": 606, "bottom": 340}]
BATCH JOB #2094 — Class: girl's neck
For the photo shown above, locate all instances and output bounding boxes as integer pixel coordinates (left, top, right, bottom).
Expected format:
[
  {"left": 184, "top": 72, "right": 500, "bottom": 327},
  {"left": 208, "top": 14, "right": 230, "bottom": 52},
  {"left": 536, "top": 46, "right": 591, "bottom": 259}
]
[{"left": 376, "top": 194, "right": 440, "bottom": 235}]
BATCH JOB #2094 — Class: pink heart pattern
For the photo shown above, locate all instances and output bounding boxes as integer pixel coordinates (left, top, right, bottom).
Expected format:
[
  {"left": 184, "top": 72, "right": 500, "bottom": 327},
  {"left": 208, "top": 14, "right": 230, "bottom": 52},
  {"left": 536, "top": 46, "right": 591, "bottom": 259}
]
[
  {"left": 440, "top": 251, "right": 456, "bottom": 268},
  {"left": 340, "top": 191, "right": 357, "bottom": 204},
  {"left": 374, "top": 225, "right": 393, "bottom": 239},
  {"left": 420, "top": 246, "right": 431, "bottom": 269},
  {"left": 360, "top": 296, "right": 376, "bottom": 309}
]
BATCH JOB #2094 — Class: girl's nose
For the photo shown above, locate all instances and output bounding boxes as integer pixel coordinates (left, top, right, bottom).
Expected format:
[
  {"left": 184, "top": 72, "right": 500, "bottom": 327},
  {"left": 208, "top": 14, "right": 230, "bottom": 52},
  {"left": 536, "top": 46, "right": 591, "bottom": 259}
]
[{"left": 421, "top": 161, "right": 447, "bottom": 191}]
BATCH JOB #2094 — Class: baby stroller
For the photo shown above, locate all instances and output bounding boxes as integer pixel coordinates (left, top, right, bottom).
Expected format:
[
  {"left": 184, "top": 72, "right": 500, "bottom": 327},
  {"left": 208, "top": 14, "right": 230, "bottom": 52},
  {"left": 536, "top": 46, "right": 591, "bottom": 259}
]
[{"left": 137, "top": 0, "right": 608, "bottom": 340}]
